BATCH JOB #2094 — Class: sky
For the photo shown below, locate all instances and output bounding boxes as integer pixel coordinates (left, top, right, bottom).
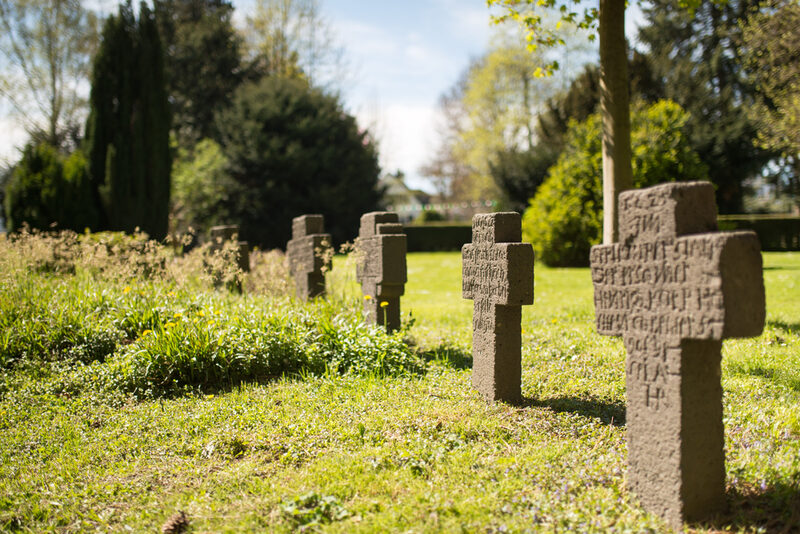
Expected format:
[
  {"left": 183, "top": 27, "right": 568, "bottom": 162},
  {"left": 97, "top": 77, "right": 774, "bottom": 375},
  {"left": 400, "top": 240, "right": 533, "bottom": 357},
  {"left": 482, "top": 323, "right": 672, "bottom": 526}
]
[{"left": 0, "top": 0, "right": 644, "bottom": 192}]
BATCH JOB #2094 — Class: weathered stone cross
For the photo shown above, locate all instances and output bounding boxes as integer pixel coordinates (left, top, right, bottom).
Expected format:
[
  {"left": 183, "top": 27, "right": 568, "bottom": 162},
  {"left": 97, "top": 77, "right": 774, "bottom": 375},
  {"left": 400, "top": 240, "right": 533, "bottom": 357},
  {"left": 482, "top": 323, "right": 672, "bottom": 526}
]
[
  {"left": 590, "top": 182, "right": 765, "bottom": 529},
  {"left": 286, "top": 214, "right": 332, "bottom": 300},
  {"left": 209, "top": 224, "right": 249, "bottom": 273},
  {"left": 356, "top": 211, "right": 407, "bottom": 332},
  {"left": 462, "top": 212, "right": 533, "bottom": 403}
]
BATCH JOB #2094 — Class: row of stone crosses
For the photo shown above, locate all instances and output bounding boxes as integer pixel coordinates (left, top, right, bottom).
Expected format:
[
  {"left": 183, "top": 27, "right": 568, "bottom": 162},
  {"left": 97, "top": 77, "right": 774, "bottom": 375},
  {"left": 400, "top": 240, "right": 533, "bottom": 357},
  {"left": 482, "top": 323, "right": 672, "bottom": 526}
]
[{"left": 214, "top": 182, "right": 767, "bottom": 531}]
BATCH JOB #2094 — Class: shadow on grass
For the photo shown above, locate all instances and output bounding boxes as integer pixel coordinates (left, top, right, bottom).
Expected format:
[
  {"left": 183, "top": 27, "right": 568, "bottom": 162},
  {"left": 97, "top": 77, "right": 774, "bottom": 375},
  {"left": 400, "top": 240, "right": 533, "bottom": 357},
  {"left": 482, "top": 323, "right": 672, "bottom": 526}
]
[
  {"left": 733, "top": 364, "right": 800, "bottom": 392},
  {"left": 697, "top": 481, "right": 800, "bottom": 533},
  {"left": 418, "top": 343, "right": 473, "bottom": 370},
  {"left": 517, "top": 395, "right": 626, "bottom": 427},
  {"left": 766, "top": 319, "right": 800, "bottom": 335},
  {"left": 763, "top": 265, "right": 800, "bottom": 271}
]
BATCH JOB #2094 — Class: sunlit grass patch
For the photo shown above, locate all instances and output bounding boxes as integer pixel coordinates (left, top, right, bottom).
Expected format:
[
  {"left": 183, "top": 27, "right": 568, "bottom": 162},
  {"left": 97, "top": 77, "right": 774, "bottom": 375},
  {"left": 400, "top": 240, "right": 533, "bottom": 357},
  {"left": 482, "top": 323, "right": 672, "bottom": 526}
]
[{"left": 0, "top": 232, "right": 797, "bottom": 532}]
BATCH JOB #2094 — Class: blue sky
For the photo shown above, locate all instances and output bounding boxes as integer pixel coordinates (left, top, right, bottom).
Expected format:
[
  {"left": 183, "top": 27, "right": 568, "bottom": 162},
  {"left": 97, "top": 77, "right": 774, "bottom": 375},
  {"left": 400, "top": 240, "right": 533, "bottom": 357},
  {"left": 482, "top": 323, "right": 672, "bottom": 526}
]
[{"left": 1, "top": 1, "right": 644, "bottom": 193}]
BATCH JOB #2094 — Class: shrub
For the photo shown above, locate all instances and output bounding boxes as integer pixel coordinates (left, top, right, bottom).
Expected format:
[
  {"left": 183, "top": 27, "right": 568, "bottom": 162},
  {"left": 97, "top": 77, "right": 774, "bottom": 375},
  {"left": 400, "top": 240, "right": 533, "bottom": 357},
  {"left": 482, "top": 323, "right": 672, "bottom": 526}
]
[
  {"left": 3, "top": 144, "right": 98, "bottom": 233},
  {"left": 215, "top": 76, "right": 381, "bottom": 248},
  {"left": 170, "top": 138, "right": 236, "bottom": 235},
  {"left": 0, "top": 229, "right": 424, "bottom": 396},
  {"left": 523, "top": 100, "right": 708, "bottom": 266},
  {"left": 107, "top": 301, "right": 424, "bottom": 398}
]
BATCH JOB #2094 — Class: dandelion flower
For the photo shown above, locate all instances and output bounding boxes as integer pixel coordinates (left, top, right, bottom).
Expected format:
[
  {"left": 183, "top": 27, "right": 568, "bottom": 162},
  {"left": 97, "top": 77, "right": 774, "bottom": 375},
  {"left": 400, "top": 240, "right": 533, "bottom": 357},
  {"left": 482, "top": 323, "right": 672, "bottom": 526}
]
[
  {"left": 165, "top": 321, "right": 177, "bottom": 328},
  {"left": 364, "top": 295, "right": 372, "bottom": 301},
  {"left": 380, "top": 301, "right": 388, "bottom": 308},
  {"left": 123, "top": 286, "right": 131, "bottom": 294},
  {"left": 197, "top": 310, "right": 205, "bottom": 317},
  {"left": 142, "top": 329, "right": 152, "bottom": 337},
  {"left": 173, "top": 312, "right": 182, "bottom": 319},
  {"left": 551, "top": 318, "right": 558, "bottom": 324}
]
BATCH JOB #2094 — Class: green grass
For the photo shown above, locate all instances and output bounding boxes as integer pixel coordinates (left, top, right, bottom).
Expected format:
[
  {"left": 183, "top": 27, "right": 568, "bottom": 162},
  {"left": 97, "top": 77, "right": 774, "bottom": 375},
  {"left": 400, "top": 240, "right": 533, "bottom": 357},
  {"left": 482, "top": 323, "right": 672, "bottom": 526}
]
[{"left": 1, "top": 243, "right": 798, "bottom": 533}]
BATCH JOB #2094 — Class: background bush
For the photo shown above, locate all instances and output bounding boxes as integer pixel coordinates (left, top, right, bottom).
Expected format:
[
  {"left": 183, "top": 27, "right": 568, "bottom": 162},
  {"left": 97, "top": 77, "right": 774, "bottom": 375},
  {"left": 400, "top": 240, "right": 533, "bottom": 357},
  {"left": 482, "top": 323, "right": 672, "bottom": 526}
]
[
  {"left": 523, "top": 100, "right": 708, "bottom": 267},
  {"left": 3, "top": 143, "right": 97, "bottom": 233},
  {"left": 215, "top": 76, "right": 381, "bottom": 248}
]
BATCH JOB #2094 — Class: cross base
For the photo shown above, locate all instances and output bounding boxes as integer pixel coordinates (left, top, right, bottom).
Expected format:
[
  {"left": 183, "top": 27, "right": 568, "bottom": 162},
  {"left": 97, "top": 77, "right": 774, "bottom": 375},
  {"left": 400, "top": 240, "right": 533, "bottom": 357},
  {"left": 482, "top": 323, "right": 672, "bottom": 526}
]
[
  {"left": 626, "top": 338, "right": 725, "bottom": 529},
  {"left": 472, "top": 304, "right": 522, "bottom": 403}
]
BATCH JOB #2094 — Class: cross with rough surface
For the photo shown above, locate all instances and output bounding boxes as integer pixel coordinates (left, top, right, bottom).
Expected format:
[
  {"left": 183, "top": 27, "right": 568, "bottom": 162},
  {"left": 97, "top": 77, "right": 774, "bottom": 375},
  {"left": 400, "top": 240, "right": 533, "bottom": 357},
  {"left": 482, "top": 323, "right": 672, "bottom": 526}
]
[
  {"left": 462, "top": 212, "right": 533, "bottom": 403},
  {"left": 356, "top": 212, "right": 407, "bottom": 332},
  {"left": 286, "top": 214, "right": 332, "bottom": 300},
  {"left": 209, "top": 225, "right": 249, "bottom": 273},
  {"left": 590, "top": 181, "right": 765, "bottom": 529}
]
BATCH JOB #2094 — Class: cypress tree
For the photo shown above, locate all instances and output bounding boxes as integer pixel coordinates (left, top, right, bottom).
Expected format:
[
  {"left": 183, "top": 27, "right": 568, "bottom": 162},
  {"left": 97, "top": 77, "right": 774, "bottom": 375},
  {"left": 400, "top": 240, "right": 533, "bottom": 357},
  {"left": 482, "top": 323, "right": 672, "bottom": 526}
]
[{"left": 84, "top": 1, "right": 171, "bottom": 239}]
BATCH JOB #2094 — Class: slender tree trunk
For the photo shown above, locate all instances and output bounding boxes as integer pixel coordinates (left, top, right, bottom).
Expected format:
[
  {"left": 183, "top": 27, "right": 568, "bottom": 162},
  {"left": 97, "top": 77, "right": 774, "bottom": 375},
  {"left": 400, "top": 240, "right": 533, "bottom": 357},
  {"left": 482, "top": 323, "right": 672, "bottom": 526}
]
[{"left": 599, "top": 0, "right": 633, "bottom": 244}]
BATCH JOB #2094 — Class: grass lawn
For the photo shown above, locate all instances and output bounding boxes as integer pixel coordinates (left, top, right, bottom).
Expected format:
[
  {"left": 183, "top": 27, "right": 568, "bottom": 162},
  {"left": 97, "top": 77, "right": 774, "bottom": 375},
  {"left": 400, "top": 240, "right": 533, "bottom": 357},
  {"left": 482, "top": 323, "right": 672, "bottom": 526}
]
[{"left": 1, "top": 243, "right": 798, "bottom": 533}]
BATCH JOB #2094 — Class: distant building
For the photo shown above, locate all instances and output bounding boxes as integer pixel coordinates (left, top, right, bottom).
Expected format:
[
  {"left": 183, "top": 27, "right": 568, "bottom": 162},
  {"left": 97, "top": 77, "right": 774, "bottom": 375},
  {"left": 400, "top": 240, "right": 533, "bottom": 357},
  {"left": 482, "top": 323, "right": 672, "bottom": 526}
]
[
  {"left": 379, "top": 171, "right": 500, "bottom": 223},
  {"left": 379, "top": 172, "right": 431, "bottom": 223}
]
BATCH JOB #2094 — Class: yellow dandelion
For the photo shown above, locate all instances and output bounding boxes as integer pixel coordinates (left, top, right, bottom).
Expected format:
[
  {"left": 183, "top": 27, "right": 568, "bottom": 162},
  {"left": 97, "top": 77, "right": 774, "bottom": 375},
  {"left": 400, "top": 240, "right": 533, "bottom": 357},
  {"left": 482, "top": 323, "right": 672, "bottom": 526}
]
[
  {"left": 173, "top": 312, "right": 183, "bottom": 319},
  {"left": 380, "top": 301, "right": 388, "bottom": 308},
  {"left": 196, "top": 310, "right": 205, "bottom": 317},
  {"left": 206, "top": 394, "right": 215, "bottom": 399},
  {"left": 167, "top": 291, "right": 175, "bottom": 297},
  {"left": 165, "top": 321, "right": 177, "bottom": 328},
  {"left": 122, "top": 285, "right": 131, "bottom": 294},
  {"left": 207, "top": 320, "right": 215, "bottom": 327},
  {"left": 193, "top": 318, "right": 199, "bottom": 324},
  {"left": 142, "top": 329, "right": 152, "bottom": 337},
  {"left": 551, "top": 318, "right": 558, "bottom": 324},
  {"left": 364, "top": 295, "right": 372, "bottom": 300}
]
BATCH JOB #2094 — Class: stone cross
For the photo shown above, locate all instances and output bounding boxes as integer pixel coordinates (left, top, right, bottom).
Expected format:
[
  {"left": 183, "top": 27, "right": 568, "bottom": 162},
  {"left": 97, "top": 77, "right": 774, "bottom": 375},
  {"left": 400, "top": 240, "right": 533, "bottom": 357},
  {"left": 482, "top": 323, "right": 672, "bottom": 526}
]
[
  {"left": 209, "top": 225, "right": 249, "bottom": 273},
  {"left": 286, "top": 214, "right": 332, "bottom": 300},
  {"left": 462, "top": 212, "right": 534, "bottom": 403},
  {"left": 356, "top": 212, "right": 407, "bottom": 332},
  {"left": 590, "top": 182, "right": 765, "bottom": 529}
]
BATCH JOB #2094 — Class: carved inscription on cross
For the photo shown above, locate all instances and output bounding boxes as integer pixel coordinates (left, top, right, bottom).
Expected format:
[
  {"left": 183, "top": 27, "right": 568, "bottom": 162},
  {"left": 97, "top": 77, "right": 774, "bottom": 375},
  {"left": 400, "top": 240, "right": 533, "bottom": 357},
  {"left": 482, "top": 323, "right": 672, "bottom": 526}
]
[
  {"left": 356, "top": 212, "right": 407, "bottom": 332},
  {"left": 462, "top": 212, "right": 533, "bottom": 403},
  {"left": 286, "top": 214, "right": 332, "bottom": 300},
  {"left": 590, "top": 182, "right": 765, "bottom": 529}
]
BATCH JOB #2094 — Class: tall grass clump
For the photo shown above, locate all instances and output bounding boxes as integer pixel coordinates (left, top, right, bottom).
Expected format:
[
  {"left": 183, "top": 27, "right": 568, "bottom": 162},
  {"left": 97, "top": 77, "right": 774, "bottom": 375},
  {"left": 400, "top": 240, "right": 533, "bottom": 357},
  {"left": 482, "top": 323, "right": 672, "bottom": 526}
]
[{"left": 0, "top": 230, "right": 423, "bottom": 397}]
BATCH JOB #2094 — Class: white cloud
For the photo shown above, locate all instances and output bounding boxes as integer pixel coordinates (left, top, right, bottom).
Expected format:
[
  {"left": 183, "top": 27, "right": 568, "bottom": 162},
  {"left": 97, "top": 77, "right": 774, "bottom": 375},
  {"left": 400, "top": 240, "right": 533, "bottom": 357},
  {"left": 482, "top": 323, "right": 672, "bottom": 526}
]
[
  {"left": 354, "top": 102, "right": 438, "bottom": 192},
  {"left": 0, "top": 116, "right": 26, "bottom": 167}
]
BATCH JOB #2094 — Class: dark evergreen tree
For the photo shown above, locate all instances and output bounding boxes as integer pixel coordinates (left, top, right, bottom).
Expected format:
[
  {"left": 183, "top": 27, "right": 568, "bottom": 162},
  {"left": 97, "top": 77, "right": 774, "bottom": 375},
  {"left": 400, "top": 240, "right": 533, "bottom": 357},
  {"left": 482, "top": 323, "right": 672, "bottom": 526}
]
[
  {"left": 154, "top": 0, "right": 242, "bottom": 146},
  {"left": 215, "top": 76, "right": 381, "bottom": 249},
  {"left": 84, "top": 1, "right": 171, "bottom": 239},
  {"left": 637, "top": 0, "right": 775, "bottom": 213}
]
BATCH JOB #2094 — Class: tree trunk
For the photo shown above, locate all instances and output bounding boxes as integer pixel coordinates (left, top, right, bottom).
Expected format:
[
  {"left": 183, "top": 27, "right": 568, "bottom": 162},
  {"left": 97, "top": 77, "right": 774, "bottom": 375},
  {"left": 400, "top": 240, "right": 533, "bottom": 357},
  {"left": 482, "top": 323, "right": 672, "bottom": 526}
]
[{"left": 599, "top": 0, "right": 633, "bottom": 244}]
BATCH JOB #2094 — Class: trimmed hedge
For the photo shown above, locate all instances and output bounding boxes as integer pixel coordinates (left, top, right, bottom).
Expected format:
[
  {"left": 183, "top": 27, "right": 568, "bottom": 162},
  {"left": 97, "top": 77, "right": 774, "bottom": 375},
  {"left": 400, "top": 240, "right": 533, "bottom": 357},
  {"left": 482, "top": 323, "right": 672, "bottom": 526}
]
[
  {"left": 404, "top": 216, "right": 800, "bottom": 253},
  {"left": 718, "top": 215, "right": 800, "bottom": 251},
  {"left": 404, "top": 224, "right": 472, "bottom": 252}
]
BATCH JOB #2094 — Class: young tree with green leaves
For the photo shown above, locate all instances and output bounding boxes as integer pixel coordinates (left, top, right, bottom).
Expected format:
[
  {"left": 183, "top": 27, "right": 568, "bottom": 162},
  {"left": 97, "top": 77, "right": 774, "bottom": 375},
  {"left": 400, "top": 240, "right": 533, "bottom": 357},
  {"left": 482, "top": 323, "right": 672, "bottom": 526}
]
[
  {"left": 0, "top": 0, "right": 98, "bottom": 149},
  {"left": 421, "top": 25, "right": 589, "bottom": 206},
  {"left": 84, "top": 1, "right": 171, "bottom": 240},
  {"left": 488, "top": 0, "right": 725, "bottom": 241}
]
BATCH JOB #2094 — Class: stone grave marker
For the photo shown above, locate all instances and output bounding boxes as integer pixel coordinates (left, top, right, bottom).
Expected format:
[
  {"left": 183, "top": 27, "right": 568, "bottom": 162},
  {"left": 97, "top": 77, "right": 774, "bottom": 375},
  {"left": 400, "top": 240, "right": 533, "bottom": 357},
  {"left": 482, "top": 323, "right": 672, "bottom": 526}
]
[
  {"left": 590, "top": 181, "right": 765, "bottom": 529},
  {"left": 286, "top": 214, "right": 332, "bottom": 300},
  {"left": 356, "top": 212, "right": 407, "bottom": 332},
  {"left": 209, "top": 225, "right": 250, "bottom": 273},
  {"left": 462, "top": 212, "right": 534, "bottom": 403}
]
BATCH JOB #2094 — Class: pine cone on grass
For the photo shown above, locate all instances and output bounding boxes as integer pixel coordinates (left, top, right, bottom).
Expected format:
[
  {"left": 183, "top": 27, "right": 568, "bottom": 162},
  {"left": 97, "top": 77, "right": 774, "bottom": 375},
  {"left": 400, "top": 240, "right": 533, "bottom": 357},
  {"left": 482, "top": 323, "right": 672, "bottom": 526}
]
[{"left": 161, "top": 511, "right": 190, "bottom": 534}]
